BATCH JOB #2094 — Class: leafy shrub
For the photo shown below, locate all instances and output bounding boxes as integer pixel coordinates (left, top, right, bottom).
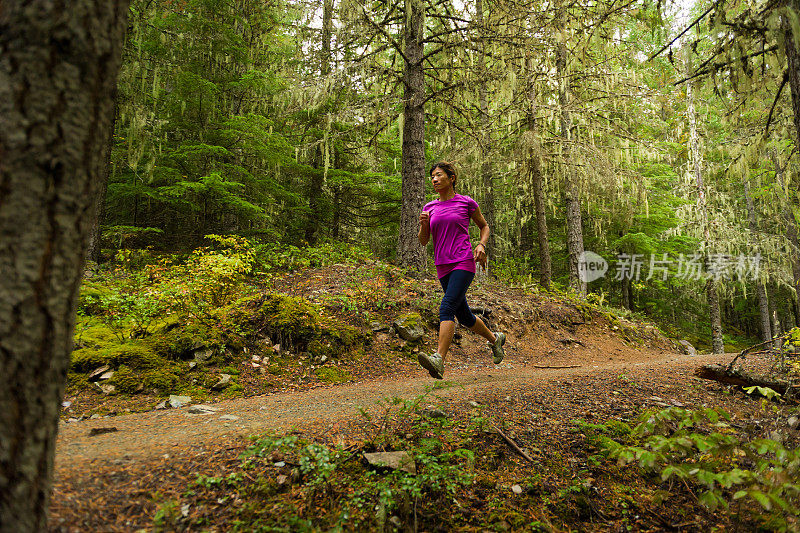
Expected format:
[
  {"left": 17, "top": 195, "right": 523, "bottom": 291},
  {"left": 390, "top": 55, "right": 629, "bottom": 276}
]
[
  {"left": 77, "top": 282, "right": 114, "bottom": 316},
  {"left": 254, "top": 241, "right": 373, "bottom": 273},
  {"left": 602, "top": 406, "right": 800, "bottom": 529},
  {"left": 182, "top": 234, "right": 256, "bottom": 308},
  {"left": 244, "top": 392, "right": 476, "bottom": 530}
]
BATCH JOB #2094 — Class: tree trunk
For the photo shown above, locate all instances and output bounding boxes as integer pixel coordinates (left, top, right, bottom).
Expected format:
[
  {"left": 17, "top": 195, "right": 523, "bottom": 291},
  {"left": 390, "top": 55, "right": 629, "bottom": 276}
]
[
  {"left": 743, "top": 180, "right": 772, "bottom": 343},
  {"left": 305, "top": 0, "right": 335, "bottom": 245},
  {"left": 476, "top": 0, "right": 494, "bottom": 280},
  {"left": 525, "top": 77, "right": 552, "bottom": 289},
  {"left": 784, "top": 0, "right": 800, "bottom": 165},
  {"left": 621, "top": 275, "right": 632, "bottom": 310},
  {"left": 555, "top": 15, "right": 585, "bottom": 298},
  {"left": 397, "top": 0, "right": 427, "bottom": 274},
  {"left": 86, "top": 107, "right": 115, "bottom": 266},
  {"left": 685, "top": 50, "right": 724, "bottom": 354},
  {"left": 769, "top": 283, "right": 782, "bottom": 348},
  {"left": 770, "top": 150, "right": 800, "bottom": 328},
  {"left": 0, "top": 1, "right": 130, "bottom": 530}
]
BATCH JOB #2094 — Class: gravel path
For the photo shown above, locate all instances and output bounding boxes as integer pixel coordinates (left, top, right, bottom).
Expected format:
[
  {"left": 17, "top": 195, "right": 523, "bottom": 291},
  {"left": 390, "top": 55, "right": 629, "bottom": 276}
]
[{"left": 55, "top": 349, "right": 726, "bottom": 469}]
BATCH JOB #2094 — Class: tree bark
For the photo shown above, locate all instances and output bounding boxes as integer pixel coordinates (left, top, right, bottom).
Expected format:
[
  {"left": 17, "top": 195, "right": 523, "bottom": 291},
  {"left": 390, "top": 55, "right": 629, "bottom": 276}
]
[
  {"left": 770, "top": 150, "right": 800, "bottom": 328},
  {"left": 555, "top": 9, "right": 585, "bottom": 298},
  {"left": 397, "top": 0, "right": 427, "bottom": 274},
  {"left": 743, "top": 180, "right": 772, "bottom": 343},
  {"left": 305, "top": 0, "right": 335, "bottom": 245},
  {"left": 476, "top": 0, "right": 494, "bottom": 280},
  {"left": 695, "top": 364, "right": 797, "bottom": 396},
  {"left": 685, "top": 50, "right": 724, "bottom": 354},
  {"left": 0, "top": 1, "right": 129, "bottom": 529},
  {"left": 784, "top": 0, "right": 800, "bottom": 163},
  {"left": 525, "top": 74, "right": 551, "bottom": 289}
]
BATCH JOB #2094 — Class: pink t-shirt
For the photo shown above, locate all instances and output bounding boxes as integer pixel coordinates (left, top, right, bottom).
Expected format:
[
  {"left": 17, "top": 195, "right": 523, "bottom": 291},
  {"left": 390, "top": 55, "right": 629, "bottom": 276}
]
[{"left": 423, "top": 194, "right": 479, "bottom": 278}]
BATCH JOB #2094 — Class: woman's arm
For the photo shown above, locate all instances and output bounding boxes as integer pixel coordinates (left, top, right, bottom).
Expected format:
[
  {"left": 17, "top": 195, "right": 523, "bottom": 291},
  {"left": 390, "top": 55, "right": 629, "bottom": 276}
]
[
  {"left": 470, "top": 206, "right": 490, "bottom": 267},
  {"left": 419, "top": 210, "right": 431, "bottom": 245}
]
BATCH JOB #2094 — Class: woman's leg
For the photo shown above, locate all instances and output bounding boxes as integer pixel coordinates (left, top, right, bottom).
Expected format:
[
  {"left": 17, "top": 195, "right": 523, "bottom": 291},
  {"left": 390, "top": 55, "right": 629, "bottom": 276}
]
[
  {"left": 468, "top": 316, "right": 497, "bottom": 343},
  {"left": 438, "top": 269, "right": 476, "bottom": 360},
  {"left": 438, "top": 320, "right": 456, "bottom": 361}
]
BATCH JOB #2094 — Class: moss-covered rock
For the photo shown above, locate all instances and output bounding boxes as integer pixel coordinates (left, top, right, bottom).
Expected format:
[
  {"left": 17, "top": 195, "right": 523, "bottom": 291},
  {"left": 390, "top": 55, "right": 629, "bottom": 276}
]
[
  {"left": 315, "top": 366, "right": 353, "bottom": 384},
  {"left": 73, "top": 343, "right": 164, "bottom": 374},
  {"left": 109, "top": 365, "right": 141, "bottom": 394},
  {"left": 142, "top": 366, "right": 180, "bottom": 394},
  {"left": 70, "top": 348, "right": 110, "bottom": 372},
  {"left": 147, "top": 322, "right": 220, "bottom": 359},
  {"left": 254, "top": 293, "right": 321, "bottom": 345},
  {"left": 105, "top": 343, "right": 164, "bottom": 369},
  {"left": 393, "top": 313, "right": 424, "bottom": 343}
]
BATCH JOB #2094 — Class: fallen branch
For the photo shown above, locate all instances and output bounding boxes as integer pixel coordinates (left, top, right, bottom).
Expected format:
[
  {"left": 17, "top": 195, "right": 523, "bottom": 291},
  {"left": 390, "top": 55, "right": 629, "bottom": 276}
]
[
  {"left": 695, "top": 363, "right": 797, "bottom": 396},
  {"left": 534, "top": 364, "right": 582, "bottom": 369},
  {"left": 492, "top": 425, "right": 534, "bottom": 463}
]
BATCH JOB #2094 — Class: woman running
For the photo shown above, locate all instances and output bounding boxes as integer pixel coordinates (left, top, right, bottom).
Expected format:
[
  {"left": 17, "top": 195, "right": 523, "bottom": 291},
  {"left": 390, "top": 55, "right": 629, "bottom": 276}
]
[{"left": 417, "top": 161, "right": 506, "bottom": 379}]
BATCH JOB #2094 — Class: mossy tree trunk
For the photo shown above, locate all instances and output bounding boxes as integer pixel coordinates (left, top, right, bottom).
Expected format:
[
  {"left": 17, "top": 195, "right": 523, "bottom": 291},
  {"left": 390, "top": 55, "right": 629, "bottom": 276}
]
[
  {"left": 305, "top": 0, "right": 335, "bottom": 245},
  {"left": 476, "top": 0, "right": 495, "bottom": 280},
  {"left": 0, "top": 1, "right": 129, "bottom": 529},
  {"left": 555, "top": 4, "right": 585, "bottom": 298},
  {"left": 743, "top": 180, "right": 772, "bottom": 343},
  {"left": 685, "top": 50, "right": 724, "bottom": 354},
  {"left": 397, "top": 0, "right": 427, "bottom": 275}
]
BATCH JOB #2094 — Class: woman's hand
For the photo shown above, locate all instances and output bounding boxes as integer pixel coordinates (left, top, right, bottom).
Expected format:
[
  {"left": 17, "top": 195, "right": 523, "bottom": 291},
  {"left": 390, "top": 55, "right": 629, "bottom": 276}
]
[
  {"left": 419, "top": 211, "right": 430, "bottom": 227},
  {"left": 473, "top": 243, "right": 487, "bottom": 268}
]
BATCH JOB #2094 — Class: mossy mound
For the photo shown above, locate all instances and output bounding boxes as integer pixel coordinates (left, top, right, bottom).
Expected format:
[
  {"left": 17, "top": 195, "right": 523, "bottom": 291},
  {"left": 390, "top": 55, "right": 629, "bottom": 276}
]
[
  {"left": 74, "top": 322, "right": 120, "bottom": 349},
  {"left": 71, "top": 343, "right": 164, "bottom": 372},
  {"left": 110, "top": 365, "right": 141, "bottom": 394},
  {"left": 77, "top": 282, "right": 114, "bottom": 316},
  {"left": 315, "top": 366, "right": 353, "bottom": 384},
  {"left": 146, "top": 322, "right": 226, "bottom": 360},
  {"left": 250, "top": 293, "right": 321, "bottom": 347},
  {"left": 230, "top": 293, "right": 366, "bottom": 359},
  {"left": 308, "top": 316, "right": 365, "bottom": 360},
  {"left": 108, "top": 363, "right": 185, "bottom": 396}
]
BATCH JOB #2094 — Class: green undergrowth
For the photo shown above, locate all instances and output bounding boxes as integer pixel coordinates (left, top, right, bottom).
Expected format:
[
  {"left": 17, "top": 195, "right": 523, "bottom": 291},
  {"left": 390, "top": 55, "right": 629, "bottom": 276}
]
[
  {"left": 146, "top": 389, "right": 778, "bottom": 532},
  {"left": 576, "top": 400, "right": 800, "bottom": 532},
  {"left": 69, "top": 238, "right": 373, "bottom": 401}
]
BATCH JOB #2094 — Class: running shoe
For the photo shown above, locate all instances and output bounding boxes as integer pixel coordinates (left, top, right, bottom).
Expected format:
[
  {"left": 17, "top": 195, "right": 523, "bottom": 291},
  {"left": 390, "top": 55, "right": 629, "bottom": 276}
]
[
  {"left": 418, "top": 352, "right": 444, "bottom": 379},
  {"left": 489, "top": 332, "right": 506, "bottom": 364}
]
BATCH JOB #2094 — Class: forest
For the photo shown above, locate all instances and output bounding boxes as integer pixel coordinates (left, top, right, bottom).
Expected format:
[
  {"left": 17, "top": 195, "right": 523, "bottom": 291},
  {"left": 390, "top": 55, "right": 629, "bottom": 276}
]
[
  {"left": 94, "top": 0, "right": 800, "bottom": 349},
  {"left": 2, "top": 0, "right": 800, "bottom": 530}
]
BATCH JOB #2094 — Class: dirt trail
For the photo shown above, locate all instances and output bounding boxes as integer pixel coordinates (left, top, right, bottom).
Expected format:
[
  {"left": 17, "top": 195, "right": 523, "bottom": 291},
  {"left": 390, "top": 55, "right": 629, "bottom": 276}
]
[{"left": 55, "top": 350, "right": 725, "bottom": 469}]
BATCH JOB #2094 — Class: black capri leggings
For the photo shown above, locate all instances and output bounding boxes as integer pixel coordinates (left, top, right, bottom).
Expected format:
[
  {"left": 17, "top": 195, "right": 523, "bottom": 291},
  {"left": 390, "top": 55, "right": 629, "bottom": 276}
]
[{"left": 438, "top": 269, "right": 477, "bottom": 328}]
